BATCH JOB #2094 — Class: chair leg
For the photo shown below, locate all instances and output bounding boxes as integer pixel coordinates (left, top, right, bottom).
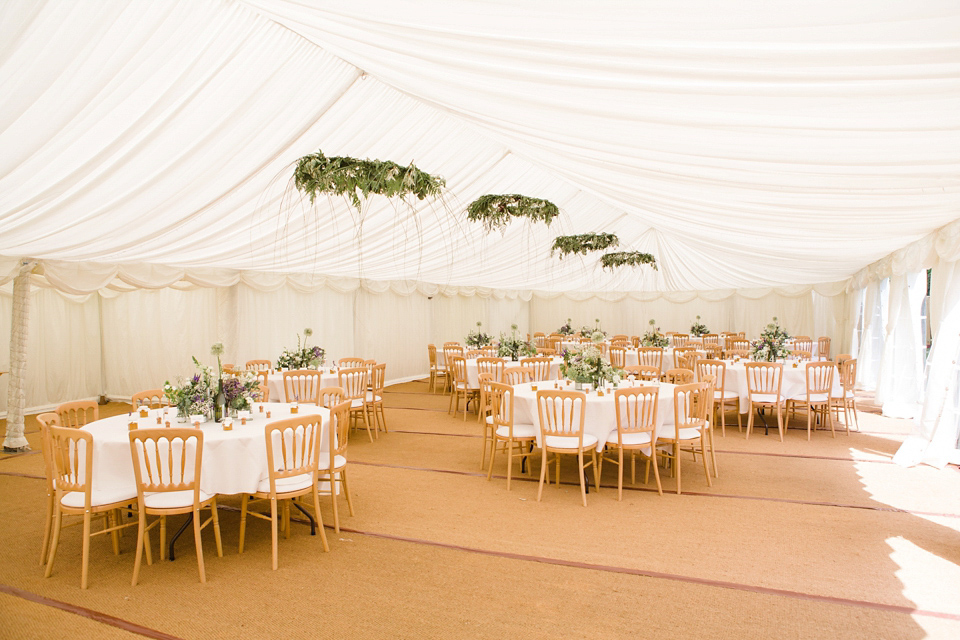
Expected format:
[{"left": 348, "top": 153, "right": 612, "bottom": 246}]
[
  {"left": 776, "top": 403, "right": 784, "bottom": 442},
  {"left": 649, "top": 448, "right": 663, "bottom": 496},
  {"left": 341, "top": 469, "right": 355, "bottom": 517},
  {"left": 746, "top": 406, "right": 754, "bottom": 439},
  {"left": 617, "top": 448, "right": 624, "bottom": 501},
  {"left": 270, "top": 498, "right": 279, "bottom": 571},
  {"left": 719, "top": 401, "right": 726, "bottom": 437},
  {"left": 131, "top": 509, "right": 146, "bottom": 586},
  {"left": 192, "top": 507, "right": 207, "bottom": 583},
  {"left": 537, "top": 449, "right": 548, "bottom": 502},
  {"left": 80, "top": 511, "right": 91, "bottom": 589},
  {"left": 701, "top": 437, "right": 713, "bottom": 487},
  {"left": 238, "top": 495, "right": 249, "bottom": 553},
  {"left": 160, "top": 515, "right": 167, "bottom": 561},
  {"left": 210, "top": 499, "right": 223, "bottom": 557},
  {"left": 577, "top": 451, "right": 588, "bottom": 507},
  {"left": 314, "top": 489, "right": 330, "bottom": 553},
  {"left": 108, "top": 510, "right": 120, "bottom": 556},
  {"left": 807, "top": 402, "right": 813, "bottom": 440},
  {"left": 40, "top": 491, "right": 54, "bottom": 566},
  {"left": 591, "top": 449, "right": 600, "bottom": 492},
  {"left": 486, "top": 436, "right": 499, "bottom": 482},
  {"left": 736, "top": 403, "right": 742, "bottom": 433},
  {"left": 330, "top": 473, "right": 341, "bottom": 534},
  {"left": 506, "top": 439, "right": 514, "bottom": 491},
  {"left": 674, "top": 443, "right": 682, "bottom": 495}
]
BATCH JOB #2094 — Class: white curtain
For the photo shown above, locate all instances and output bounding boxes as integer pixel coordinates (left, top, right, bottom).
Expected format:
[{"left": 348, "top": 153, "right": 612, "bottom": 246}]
[
  {"left": 875, "top": 272, "right": 926, "bottom": 418},
  {"left": 857, "top": 279, "right": 887, "bottom": 391},
  {"left": 894, "top": 258, "right": 960, "bottom": 467}
]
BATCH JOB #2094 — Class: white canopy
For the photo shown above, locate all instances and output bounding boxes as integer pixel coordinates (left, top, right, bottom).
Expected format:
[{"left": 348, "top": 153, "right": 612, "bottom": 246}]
[{"left": 2, "top": 0, "right": 958, "bottom": 294}]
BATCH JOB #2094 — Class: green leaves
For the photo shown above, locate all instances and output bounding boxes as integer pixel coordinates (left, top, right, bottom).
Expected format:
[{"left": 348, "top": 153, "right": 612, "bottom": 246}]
[
  {"left": 466, "top": 194, "right": 560, "bottom": 232},
  {"left": 294, "top": 151, "right": 445, "bottom": 211},
  {"left": 551, "top": 233, "right": 619, "bottom": 258},
  {"left": 600, "top": 252, "right": 658, "bottom": 270}
]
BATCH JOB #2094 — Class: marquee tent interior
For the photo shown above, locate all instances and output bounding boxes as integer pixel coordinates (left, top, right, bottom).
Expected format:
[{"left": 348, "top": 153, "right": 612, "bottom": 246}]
[{"left": 1, "top": 1, "right": 959, "bottom": 463}]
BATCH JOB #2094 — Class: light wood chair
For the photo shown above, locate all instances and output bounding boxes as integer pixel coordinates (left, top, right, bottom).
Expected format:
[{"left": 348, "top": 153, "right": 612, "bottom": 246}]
[
  {"left": 836, "top": 353, "right": 853, "bottom": 366},
  {"left": 791, "top": 349, "right": 813, "bottom": 362},
  {"left": 246, "top": 359, "right": 272, "bottom": 371},
  {"left": 221, "top": 364, "right": 236, "bottom": 375},
  {"left": 672, "top": 333, "right": 690, "bottom": 347},
  {"left": 318, "top": 386, "right": 345, "bottom": 409},
  {"left": 338, "top": 357, "right": 365, "bottom": 369},
  {"left": 519, "top": 356, "right": 551, "bottom": 382},
  {"left": 636, "top": 347, "right": 664, "bottom": 373},
  {"left": 832, "top": 358, "right": 859, "bottom": 434},
  {"left": 131, "top": 390, "right": 169, "bottom": 409},
  {"left": 665, "top": 368, "right": 694, "bottom": 384},
  {"left": 56, "top": 400, "right": 99, "bottom": 428},
  {"left": 464, "top": 349, "right": 484, "bottom": 359},
  {"left": 486, "top": 382, "right": 537, "bottom": 490},
  {"left": 427, "top": 345, "right": 448, "bottom": 394},
  {"left": 656, "top": 382, "right": 713, "bottom": 495},
  {"left": 37, "top": 412, "right": 62, "bottom": 567},
  {"left": 696, "top": 359, "right": 741, "bottom": 436},
  {"left": 339, "top": 367, "right": 373, "bottom": 442},
  {"left": 601, "top": 387, "right": 662, "bottom": 499},
  {"left": 317, "top": 400, "right": 355, "bottom": 534},
  {"left": 677, "top": 350, "right": 705, "bottom": 372},
  {"left": 502, "top": 366, "right": 534, "bottom": 386},
  {"left": 793, "top": 338, "right": 813, "bottom": 353},
  {"left": 703, "top": 344, "right": 723, "bottom": 359},
  {"left": 448, "top": 356, "right": 479, "bottom": 421},
  {"left": 478, "top": 373, "right": 497, "bottom": 468},
  {"left": 481, "top": 346, "right": 498, "bottom": 357},
  {"left": 44, "top": 426, "right": 138, "bottom": 589},
  {"left": 443, "top": 341, "right": 461, "bottom": 347},
  {"left": 365, "top": 363, "right": 387, "bottom": 434},
  {"left": 608, "top": 346, "right": 627, "bottom": 368},
  {"left": 730, "top": 339, "right": 751, "bottom": 358},
  {"left": 787, "top": 361, "right": 835, "bottom": 440},
  {"left": 476, "top": 358, "right": 505, "bottom": 425},
  {"left": 745, "top": 362, "right": 785, "bottom": 441},
  {"left": 535, "top": 390, "right": 599, "bottom": 506},
  {"left": 442, "top": 346, "right": 464, "bottom": 393},
  {"left": 702, "top": 334, "right": 719, "bottom": 346},
  {"left": 625, "top": 365, "right": 660, "bottom": 381},
  {"left": 631, "top": 336, "right": 641, "bottom": 348},
  {"left": 258, "top": 382, "right": 270, "bottom": 402},
  {"left": 239, "top": 416, "right": 328, "bottom": 569},
  {"left": 128, "top": 428, "right": 222, "bottom": 585},
  {"left": 537, "top": 347, "right": 557, "bottom": 356},
  {"left": 282, "top": 370, "right": 322, "bottom": 404},
  {"left": 817, "top": 337, "right": 831, "bottom": 361}
]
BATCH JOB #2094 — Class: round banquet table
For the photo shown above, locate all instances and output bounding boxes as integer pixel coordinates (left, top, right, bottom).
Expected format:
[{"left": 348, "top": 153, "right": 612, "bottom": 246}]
[
  {"left": 511, "top": 380, "right": 678, "bottom": 452},
  {"left": 266, "top": 369, "right": 342, "bottom": 403},
  {"left": 718, "top": 360, "right": 842, "bottom": 413},
  {"left": 81, "top": 402, "right": 330, "bottom": 497},
  {"left": 464, "top": 356, "right": 563, "bottom": 387},
  {"left": 621, "top": 348, "right": 678, "bottom": 371}
]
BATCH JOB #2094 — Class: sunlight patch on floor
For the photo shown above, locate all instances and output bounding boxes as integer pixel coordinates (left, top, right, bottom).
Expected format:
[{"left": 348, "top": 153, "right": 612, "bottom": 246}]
[{"left": 887, "top": 536, "right": 960, "bottom": 635}]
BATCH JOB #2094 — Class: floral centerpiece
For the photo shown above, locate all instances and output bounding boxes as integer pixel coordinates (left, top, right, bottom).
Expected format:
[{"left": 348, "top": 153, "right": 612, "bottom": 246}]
[
  {"left": 690, "top": 315, "right": 708, "bottom": 337},
  {"left": 560, "top": 345, "right": 622, "bottom": 389},
  {"left": 277, "top": 328, "right": 325, "bottom": 369},
  {"left": 641, "top": 319, "right": 669, "bottom": 348},
  {"left": 465, "top": 321, "right": 492, "bottom": 348},
  {"left": 750, "top": 317, "right": 791, "bottom": 362},
  {"left": 497, "top": 324, "right": 537, "bottom": 361},
  {"left": 164, "top": 356, "right": 215, "bottom": 419},
  {"left": 223, "top": 372, "right": 263, "bottom": 414},
  {"left": 557, "top": 318, "right": 574, "bottom": 336}
]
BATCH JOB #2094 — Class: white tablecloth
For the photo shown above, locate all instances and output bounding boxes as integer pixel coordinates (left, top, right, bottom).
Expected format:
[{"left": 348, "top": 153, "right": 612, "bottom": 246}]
[
  {"left": 719, "top": 361, "right": 842, "bottom": 412},
  {"left": 266, "top": 370, "right": 342, "bottom": 402},
  {"left": 82, "top": 403, "right": 330, "bottom": 497},
  {"left": 511, "top": 381, "right": 677, "bottom": 452},
  {"left": 464, "top": 356, "right": 563, "bottom": 387}
]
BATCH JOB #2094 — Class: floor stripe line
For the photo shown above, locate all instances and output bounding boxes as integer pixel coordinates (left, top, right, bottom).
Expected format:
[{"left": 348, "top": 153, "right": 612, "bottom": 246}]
[
  {"left": 0, "top": 470, "right": 44, "bottom": 479},
  {"left": 0, "top": 450, "right": 39, "bottom": 461},
  {"left": 329, "top": 527, "right": 960, "bottom": 622},
  {"left": 0, "top": 583, "right": 183, "bottom": 640},
  {"left": 349, "top": 460, "right": 960, "bottom": 520}
]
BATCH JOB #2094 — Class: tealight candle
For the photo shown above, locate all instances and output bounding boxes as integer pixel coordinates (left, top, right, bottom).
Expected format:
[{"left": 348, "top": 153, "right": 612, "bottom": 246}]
[
  {"left": 222, "top": 418, "right": 233, "bottom": 431},
  {"left": 291, "top": 401, "right": 299, "bottom": 414},
  {"left": 266, "top": 410, "right": 271, "bottom": 419},
  {"left": 128, "top": 420, "right": 138, "bottom": 431},
  {"left": 138, "top": 407, "right": 149, "bottom": 418}
]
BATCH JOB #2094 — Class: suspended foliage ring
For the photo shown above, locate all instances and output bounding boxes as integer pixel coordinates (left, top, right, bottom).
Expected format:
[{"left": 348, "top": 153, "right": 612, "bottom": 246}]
[
  {"left": 294, "top": 150, "right": 445, "bottom": 211},
  {"left": 466, "top": 194, "right": 560, "bottom": 232},
  {"left": 601, "top": 251, "right": 658, "bottom": 270},
  {"left": 551, "top": 233, "right": 619, "bottom": 258}
]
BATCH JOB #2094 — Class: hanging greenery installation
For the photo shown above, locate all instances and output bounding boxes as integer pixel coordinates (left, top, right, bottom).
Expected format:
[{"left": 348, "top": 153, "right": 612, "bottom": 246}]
[
  {"left": 466, "top": 194, "right": 560, "bottom": 232},
  {"left": 293, "top": 150, "right": 446, "bottom": 211},
  {"left": 600, "top": 251, "right": 658, "bottom": 270},
  {"left": 551, "top": 233, "right": 619, "bottom": 258}
]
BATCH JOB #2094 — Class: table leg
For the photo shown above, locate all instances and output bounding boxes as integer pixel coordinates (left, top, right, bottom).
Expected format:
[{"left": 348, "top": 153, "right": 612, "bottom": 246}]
[{"left": 168, "top": 513, "right": 193, "bottom": 561}]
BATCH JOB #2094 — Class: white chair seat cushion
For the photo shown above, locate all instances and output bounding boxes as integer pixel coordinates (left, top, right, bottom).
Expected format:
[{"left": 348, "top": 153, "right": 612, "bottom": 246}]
[
  {"left": 750, "top": 393, "right": 782, "bottom": 404},
  {"left": 715, "top": 389, "right": 739, "bottom": 400},
  {"left": 657, "top": 424, "right": 703, "bottom": 440},
  {"left": 61, "top": 486, "right": 137, "bottom": 509},
  {"left": 832, "top": 390, "right": 855, "bottom": 399},
  {"left": 350, "top": 398, "right": 364, "bottom": 408},
  {"left": 544, "top": 433, "right": 599, "bottom": 450},
  {"left": 606, "top": 431, "right": 653, "bottom": 446},
  {"left": 256, "top": 472, "right": 314, "bottom": 494},
  {"left": 496, "top": 423, "right": 537, "bottom": 439},
  {"left": 143, "top": 488, "right": 214, "bottom": 509},
  {"left": 805, "top": 393, "right": 830, "bottom": 403},
  {"left": 485, "top": 415, "right": 494, "bottom": 425},
  {"left": 365, "top": 391, "right": 382, "bottom": 402},
  {"left": 317, "top": 454, "right": 347, "bottom": 471}
]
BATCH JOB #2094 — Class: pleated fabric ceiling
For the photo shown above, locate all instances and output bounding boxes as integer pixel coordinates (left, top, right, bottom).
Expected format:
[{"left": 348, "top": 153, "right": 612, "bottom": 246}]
[{"left": 1, "top": 0, "right": 958, "bottom": 293}]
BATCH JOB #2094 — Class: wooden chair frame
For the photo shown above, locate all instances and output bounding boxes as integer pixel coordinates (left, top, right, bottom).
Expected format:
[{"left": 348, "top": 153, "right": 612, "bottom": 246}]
[
  {"left": 600, "top": 387, "right": 662, "bottom": 499},
  {"left": 745, "top": 362, "right": 785, "bottom": 441},
  {"left": 535, "top": 390, "right": 599, "bottom": 506},
  {"left": 486, "top": 382, "right": 537, "bottom": 490}
]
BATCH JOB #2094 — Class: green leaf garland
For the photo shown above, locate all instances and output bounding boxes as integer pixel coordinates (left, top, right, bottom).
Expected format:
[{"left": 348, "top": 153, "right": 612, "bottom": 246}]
[
  {"left": 551, "top": 233, "right": 619, "bottom": 258},
  {"left": 294, "top": 151, "right": 445, "bottom": 211},
  {"left": 600, "top": 251, "right": 658, "bottom": 270},
  {"left": 466, "top": 194, "right": 560, "bottom": 232}
]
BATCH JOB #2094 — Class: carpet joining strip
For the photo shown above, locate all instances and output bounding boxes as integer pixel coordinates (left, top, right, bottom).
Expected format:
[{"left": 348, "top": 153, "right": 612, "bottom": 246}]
[{"left": 0, "top": 583, "right": 183, "bottom": 639}]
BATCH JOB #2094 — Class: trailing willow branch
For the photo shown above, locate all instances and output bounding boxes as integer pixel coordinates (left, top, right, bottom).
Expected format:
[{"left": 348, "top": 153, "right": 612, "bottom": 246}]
[
  {"left": 551, "top": 233, "right": 619, "bottom": 258},
  {"left": 466, "top": 194, "right": 560, "bottom": 232},
  {"left": 294, "top": 150, "right": 445, "bottom": 211},
  {"left": 600, "top": 251, "right": 658, "bottom": 270}
]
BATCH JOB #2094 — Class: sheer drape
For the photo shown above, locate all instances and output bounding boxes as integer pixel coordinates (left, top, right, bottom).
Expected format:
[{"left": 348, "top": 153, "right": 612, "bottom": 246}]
[{"left": 875, "top": 272, "right": 926, "bottom": 418}]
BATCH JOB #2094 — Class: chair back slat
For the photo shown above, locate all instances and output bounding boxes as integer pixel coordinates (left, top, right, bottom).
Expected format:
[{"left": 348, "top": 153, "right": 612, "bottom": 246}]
[
  {"left": 264, "top": 416, "right": 321, "bottom": 494},
  {"left": 636, "top": 347, "right": 663, "bottom": 371},
  {"left": 56, "top": 400, "right": 98, "bottom": 428},
  {"left": 131, "top": 389, "right": 168, "bottom": 409},
  {"left": 477, "top": 357, "right": 505, "bottom": 382},
  {"left": 49, "top": 426, "right": 93, "bottom": 495},
  {"left": 283, "top": 370, "right": 321, "bottom": 404},
  {"left": 536, "top": 390, "right": 586, "bottom": 442},
  {"left": 329, "top": 400, "right": 351, "bottom": 459},
  {"left": 502, "top": 366, "right": 534, "bottom": 386},
  {"left": 318, "top": 386, "right": 346, "bottom": 409},
  {"left": 519, "top": 357, "right": 551, "bottom": 381},
  {"left": 806, "top": 362, "right": 835, "bottom": 395},
  {"left": 246, "top": 359, "right": 272, "bottom": 371},
  {"left": 745, "top": 362, "right": 783, "bottom": 397},
  {"left": 613, "top": 387, "right": 658, "bottom": 444},
  {"left": 129, "top": 429, "right": 202, "bottom": 495},
  {"left": 338, "top": 368, "right": 369, "bottom": 400}
]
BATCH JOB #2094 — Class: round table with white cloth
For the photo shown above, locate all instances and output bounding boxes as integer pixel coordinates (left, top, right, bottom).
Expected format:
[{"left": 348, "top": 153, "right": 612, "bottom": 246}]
[
  {"left": 464, "top": 356, "right": 564, "bottom": 387},
  {"left": 718, "top": 360, "right": 842, "bottom": 413},
  {"left": 511, "top": 380, "right": 678, "bottom": 452},
  {"left": 266, "top": 369, "right": 342, "bottom": 403},
  {"left": 81, "top": 403, "right": 330, "bottom": 497}
]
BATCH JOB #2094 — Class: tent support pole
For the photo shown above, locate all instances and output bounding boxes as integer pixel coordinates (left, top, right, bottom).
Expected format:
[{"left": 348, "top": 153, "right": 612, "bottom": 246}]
[{"left": 4, "top": 259, "right": 37, "bottom": 452}]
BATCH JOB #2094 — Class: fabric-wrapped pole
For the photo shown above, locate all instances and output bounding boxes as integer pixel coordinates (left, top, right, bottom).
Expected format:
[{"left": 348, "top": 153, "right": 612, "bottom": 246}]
[{"left": 4, "top": 259, "right": 36, "bottom": 451}]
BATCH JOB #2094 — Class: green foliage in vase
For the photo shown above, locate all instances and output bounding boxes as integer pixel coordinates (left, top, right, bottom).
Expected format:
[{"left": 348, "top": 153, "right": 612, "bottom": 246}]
[
  {"left": 551, "top": 233, "right": 619, "bottom": 258},
  {"left": 750, "top": 317, "right": 792, "bottom": 362},
  {"left": 690, "top": 315, "right": 709, "bottom": 337},
  {"left": 466, "top": 194, "right": 560, "bottom": 232},
  {"left": 600, "top": 251, "right": 658, "bottom": 270},
  {"left": 294, "top": 150, "right": 445, "bottom": 210}
]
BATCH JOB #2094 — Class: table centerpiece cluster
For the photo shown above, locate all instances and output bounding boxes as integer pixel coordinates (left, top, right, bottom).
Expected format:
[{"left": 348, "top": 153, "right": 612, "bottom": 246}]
[
  {"left": 750, "top": 317, "right": 791, "bottom": 362},
  {"left": 641, "top": 319, "right": 669, "bottom": 347},
  {"left": 690, "top": 315, "right": 709, "bottom": 337},
  {"left": 465, "top": 321, "right": 492, "bottom": 348},
  {"left": 560, "top": 345, "right": 623, "bottom": 390},
  {"left": 277, "top": 328, "right": 325, "bottom": 369},
  {"left": 497, "top": 324, "right": 537, "bottom": 361}
]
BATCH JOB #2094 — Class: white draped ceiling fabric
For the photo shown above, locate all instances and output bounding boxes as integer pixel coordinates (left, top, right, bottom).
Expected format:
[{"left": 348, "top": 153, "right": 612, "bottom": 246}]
[{"left": 1, "top": 1, "right": 959, "bottom": 460}]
